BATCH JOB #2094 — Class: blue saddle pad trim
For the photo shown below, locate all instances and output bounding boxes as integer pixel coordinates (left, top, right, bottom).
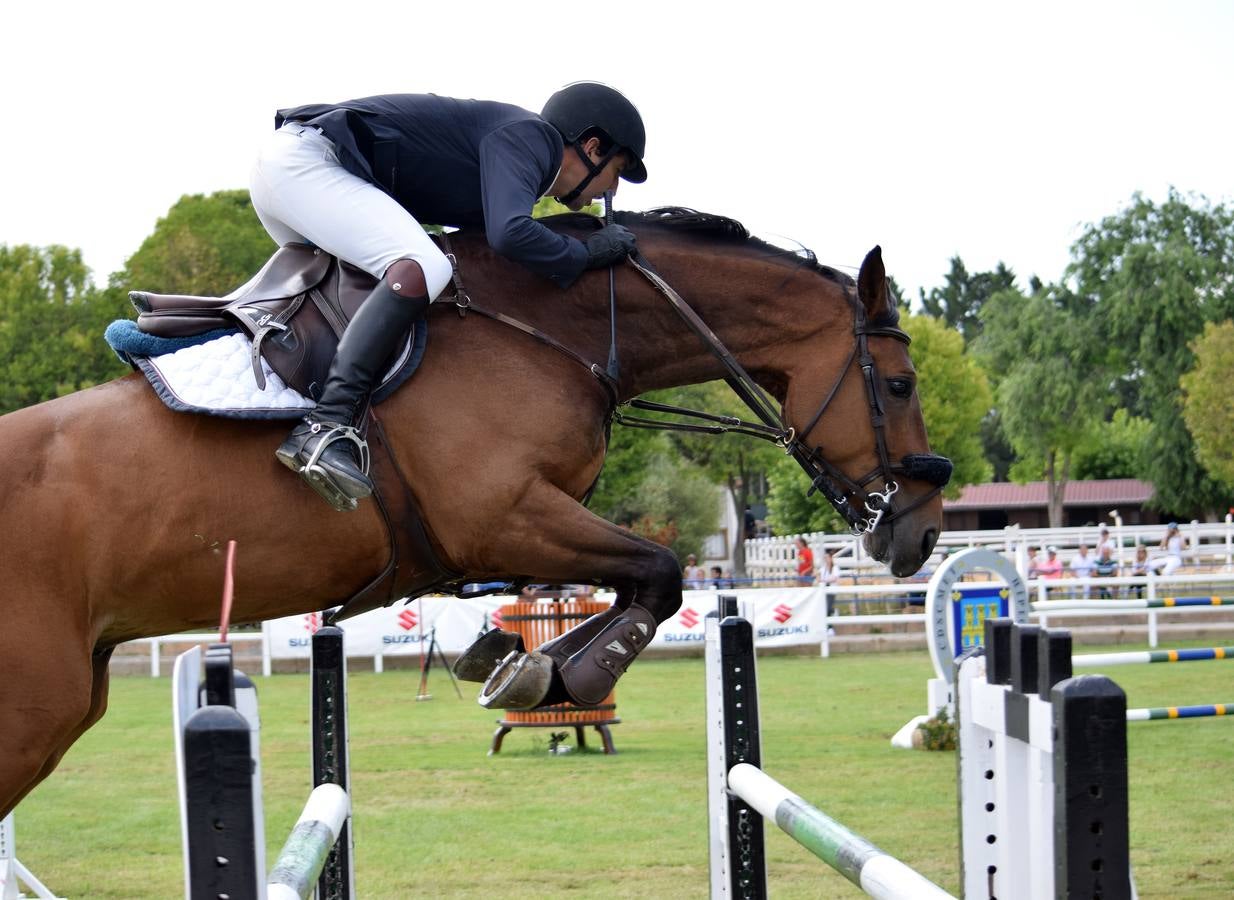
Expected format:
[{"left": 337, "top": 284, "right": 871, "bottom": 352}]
[{"left": 105, "top": 319, "right": 238, "bottom": 366}]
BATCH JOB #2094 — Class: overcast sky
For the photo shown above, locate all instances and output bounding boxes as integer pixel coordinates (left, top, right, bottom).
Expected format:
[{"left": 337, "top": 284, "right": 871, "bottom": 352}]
[{"left": 3, "top": 1, "right": 1230, "bottom": 300}]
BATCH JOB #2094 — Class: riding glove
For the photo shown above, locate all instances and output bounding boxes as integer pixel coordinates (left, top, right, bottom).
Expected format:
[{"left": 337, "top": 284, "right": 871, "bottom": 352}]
[{"left": 584, "top": 224, "right": 637, "bottom": 269}]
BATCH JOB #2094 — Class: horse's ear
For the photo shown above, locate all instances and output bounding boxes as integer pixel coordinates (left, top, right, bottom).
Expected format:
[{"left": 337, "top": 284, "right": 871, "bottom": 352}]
[{"left": 857, "top": 245, "right": 887, "bottom": 317}]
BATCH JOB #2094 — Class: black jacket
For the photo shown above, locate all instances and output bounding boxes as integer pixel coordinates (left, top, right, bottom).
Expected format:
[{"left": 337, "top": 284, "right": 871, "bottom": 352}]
[{"left": 277, "top": 93, "right": 587, "bottom": 287}]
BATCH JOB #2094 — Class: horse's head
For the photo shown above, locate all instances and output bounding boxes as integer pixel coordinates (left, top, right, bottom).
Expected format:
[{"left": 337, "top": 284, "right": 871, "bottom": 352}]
[{"left": 783, "top": 246, "right": 950, "bottom": 576}]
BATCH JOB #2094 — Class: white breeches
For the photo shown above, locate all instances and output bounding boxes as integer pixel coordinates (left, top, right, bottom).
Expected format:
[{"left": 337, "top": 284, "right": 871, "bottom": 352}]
[
  {"left": 1147, "top": 554, "right": 1182, "bottom": 576},
  {"left": 248, "top": 123, "right": 455, "bottom": 300}
]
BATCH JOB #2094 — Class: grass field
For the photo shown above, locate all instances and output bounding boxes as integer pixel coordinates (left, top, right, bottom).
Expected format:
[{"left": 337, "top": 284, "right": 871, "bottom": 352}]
[{"left": 13, "top": 642, "right": 1232, "bottom": 898}]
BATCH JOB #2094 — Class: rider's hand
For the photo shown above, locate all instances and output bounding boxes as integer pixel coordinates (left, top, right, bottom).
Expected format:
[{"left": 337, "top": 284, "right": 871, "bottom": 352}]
[{"left": 584, "top": 224, "right": 637, "bottom": 269}]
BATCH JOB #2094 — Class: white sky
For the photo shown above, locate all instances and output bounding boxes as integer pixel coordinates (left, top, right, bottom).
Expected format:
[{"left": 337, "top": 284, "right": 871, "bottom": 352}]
[{"left": 2, "top": 1, "right": 1231, "bottom": 300}]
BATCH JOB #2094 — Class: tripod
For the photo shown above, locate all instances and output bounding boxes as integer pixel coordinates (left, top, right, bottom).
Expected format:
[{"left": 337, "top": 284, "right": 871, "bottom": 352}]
[{"left": 416, "top": 625, "right": 462, "bottom": 701}]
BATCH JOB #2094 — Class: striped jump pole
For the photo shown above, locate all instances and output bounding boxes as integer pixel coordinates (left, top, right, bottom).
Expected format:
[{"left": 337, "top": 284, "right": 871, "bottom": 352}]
[
  {"left": 1034, "top": 595, "right": 1227, "bottom": 612},
  {"left": 706, "top": 597, "right": 954, "bottom": 899},
  {"left": 1127, "top": 702, "right": 1230, "bottom": 721},
  {"left": 726, "top": 765, "right": 954, "bottom": 900},
  {"left": 267, "top": 784, "right": 351, "bottom": 900},
  {"left": 1073, "top": 646, "right": 1233, "bottom": 668}
]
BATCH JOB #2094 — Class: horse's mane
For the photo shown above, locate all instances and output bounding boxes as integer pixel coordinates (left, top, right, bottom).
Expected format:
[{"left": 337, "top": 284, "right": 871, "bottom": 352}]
[{"left": 541, "top": 207, "right": 855, "bottom": 292}]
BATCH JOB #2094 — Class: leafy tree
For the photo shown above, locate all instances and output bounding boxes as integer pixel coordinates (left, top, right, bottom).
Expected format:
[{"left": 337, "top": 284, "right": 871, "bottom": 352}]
[
  {"left": 1180, "top": 320, "right": 1234, "bottom": 488},
  {"left": 587, "top": 423, "right": 720, "bottom": 562},
  {"left": 1070, "top": 409, "right": 1152, "bottom": 481},
  {"left": 918, "top": 256, "right": 1017, "bottom": 343},
  {"left": 975, "top": 285, "right": 1111, "bottom": 526},
  {"left": 902, "top": 314, "right": 993, "bottom": 493},
  {"left": 1069, "top": 189, "right": 1234, "bottom": 515},
  {"left": 532, "top": 197, "right": 602, "bottom": 219},
  {"left": 0, "top": 245, "right": 129, "bottom": 414},
  {"left": 765, "top": 451, "right": 845, "bottom": 535},
  {"left": 113, "top": 190, "right": 273, "bottom": 296}
]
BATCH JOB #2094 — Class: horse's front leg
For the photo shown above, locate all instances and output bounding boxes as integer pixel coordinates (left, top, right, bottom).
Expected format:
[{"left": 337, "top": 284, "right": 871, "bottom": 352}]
[{"left": 462, "top": 482, "right": 683, "bottom": 710}]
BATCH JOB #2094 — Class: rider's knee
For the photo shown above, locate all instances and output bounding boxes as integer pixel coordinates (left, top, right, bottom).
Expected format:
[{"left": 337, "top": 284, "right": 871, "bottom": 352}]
[{"left": 384, "top": 258, "right": 429, "bottom": 298}]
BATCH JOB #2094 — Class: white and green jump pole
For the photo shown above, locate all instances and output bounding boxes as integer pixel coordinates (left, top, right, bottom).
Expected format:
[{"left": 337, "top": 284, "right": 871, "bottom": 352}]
[{"left": 705, "top": 596, "right": 955, "bottom": 899}]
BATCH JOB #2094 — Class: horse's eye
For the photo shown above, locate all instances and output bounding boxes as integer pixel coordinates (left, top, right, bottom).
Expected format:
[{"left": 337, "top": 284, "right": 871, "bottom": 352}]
[{"left": 887, "top": 378, "right": 914, "bottom": 398}]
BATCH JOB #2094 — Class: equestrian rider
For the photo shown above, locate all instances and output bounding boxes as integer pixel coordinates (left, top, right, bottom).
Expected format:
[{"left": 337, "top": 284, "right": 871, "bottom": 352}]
[{"left": 250, "top": 83, "right": 647, "bottom": 510}]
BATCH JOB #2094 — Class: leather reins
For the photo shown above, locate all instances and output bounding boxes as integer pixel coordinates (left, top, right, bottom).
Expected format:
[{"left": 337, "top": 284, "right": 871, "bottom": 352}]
[{"left": 437, "top": 232, "right": 949, "bottom": 536}]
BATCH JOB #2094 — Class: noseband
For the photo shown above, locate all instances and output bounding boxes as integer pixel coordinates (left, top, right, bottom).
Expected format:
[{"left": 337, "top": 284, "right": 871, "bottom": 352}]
[{"left": 622, "top": 253, "right": 952, "bottom": 536}]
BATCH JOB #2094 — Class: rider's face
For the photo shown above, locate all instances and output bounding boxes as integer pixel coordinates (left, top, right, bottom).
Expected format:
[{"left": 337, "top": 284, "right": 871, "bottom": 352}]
[{"left": 564, "top": 143, "right": 628, "bottom": 210}]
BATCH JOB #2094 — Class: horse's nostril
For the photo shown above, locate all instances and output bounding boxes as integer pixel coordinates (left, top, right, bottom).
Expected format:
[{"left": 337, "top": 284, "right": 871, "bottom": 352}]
[{"left": 921, "top": 528, "right": 938, "bottom": 558}]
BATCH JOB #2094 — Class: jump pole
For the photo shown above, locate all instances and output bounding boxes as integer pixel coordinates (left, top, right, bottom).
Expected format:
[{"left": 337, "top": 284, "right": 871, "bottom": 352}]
[{"left": 706, "top": 596, "right": 955, "bottom": 899}]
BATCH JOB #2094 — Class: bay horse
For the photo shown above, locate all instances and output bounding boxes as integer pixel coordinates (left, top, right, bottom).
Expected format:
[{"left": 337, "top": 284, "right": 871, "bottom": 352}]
[{"left": 0, "top": 208, "right": 946, "bottom": 817}]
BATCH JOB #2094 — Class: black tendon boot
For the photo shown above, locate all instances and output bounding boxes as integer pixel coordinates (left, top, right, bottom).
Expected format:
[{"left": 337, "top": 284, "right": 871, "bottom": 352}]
[
  {"left": 479, "top": 604, "right": 658, "bottom": 710},
  {"left": 276, "top": 260, "right": 429, "bottom": 510},
  {"left": 557, "top": 604, "right": 657, "bottom": 706}
]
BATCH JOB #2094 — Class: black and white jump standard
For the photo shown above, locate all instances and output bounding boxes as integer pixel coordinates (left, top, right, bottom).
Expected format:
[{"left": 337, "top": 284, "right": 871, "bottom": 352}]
[
  {"left": 173, "top": 625, "right": 354, "bottom": 900},
  {"left": 706, "top": 597, "right": 1137, "bottom": 899}
]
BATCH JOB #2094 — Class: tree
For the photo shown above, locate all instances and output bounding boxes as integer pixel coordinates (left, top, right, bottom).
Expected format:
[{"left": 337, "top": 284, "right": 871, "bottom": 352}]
[
  {"left": 0, "top": 245, "right": 129, "bottom": 415},
  {"left": 902, "top": 314, "right": 993, "bottom": 492},
  {"left": 1069, "top": 189, "right": 1234, "bottom": 516},
  {"left": 587, "top": 422, "right": 721, "bottom": 563},
  {"left": 1070, "top": 409, "right": 1152, "bottom": 481},
  {"left": 765, "top": 451, "right": 844, "bottom": 535},
  {"left": 975, "top": 285, "right": 1111, "bottom": 526},
  {"left": 1181, "top": 320, "right": 1234, "bottom": 488},
  {"left": 113, "top": 190, "right": 274, "bottom": 296},
  {"left": 918, "top": 256, "right": 1017, "bottom": 343}
]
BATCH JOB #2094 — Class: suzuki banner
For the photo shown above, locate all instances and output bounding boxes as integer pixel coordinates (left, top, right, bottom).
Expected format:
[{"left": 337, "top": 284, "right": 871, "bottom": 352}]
[{"left": 263, "top": 587, "right": 827, "bottom": 660}]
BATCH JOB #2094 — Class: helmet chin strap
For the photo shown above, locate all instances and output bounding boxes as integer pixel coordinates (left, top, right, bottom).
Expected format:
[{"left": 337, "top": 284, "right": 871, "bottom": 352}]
[{"left": 555, "top": 142, "right": 622, "bottom": 206}]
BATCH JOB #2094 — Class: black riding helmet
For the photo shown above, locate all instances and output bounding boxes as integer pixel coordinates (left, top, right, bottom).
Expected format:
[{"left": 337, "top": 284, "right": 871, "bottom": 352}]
[{"left": 541, "top": 82, "right": 647, "bottom": 205}]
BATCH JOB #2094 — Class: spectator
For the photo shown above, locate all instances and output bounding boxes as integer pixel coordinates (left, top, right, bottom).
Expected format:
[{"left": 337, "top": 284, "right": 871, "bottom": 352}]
[
  {"left": 1148, "top": 523, "right": 1187, "bottom": 577},
  {"left": 1026, "top": 545, "right": 1042, "bottom": 578},
  {"left": 1097, "top": 525, "right": 1117, "bottom": 559},
  {"left": 1130, "top": 545, "right": 1150, "bottom": 598},
  {"left": 817, "top": 549, "right": 840, "bottom": 586},
  {"left": 794, "top": 537, "right": 815, "bottom": 586},
  {"left": 1038, "top": 546, "right": 1064, "bottom": 580},
  {"left": 1093, "top": 545, "right": 1119, "bottom": 599},
  {"left": 682, "top": 553, "right": 706, "bottom": 590},
  {"left": 1069, "top": 544, "right": 1098, "bottom": 598},
  {"left": 709, "top": 566, "right": 733, "bottom": 589}
]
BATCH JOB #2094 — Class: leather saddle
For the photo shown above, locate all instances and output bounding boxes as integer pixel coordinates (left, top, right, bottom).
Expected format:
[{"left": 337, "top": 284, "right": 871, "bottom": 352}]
[{"left": 130, "top": 243, "right": 386, "bottom": 400}]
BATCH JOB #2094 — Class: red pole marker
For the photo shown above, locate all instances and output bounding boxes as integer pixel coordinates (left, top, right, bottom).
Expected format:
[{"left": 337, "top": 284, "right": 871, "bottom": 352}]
[{"left": 219, "top": 539, "right": 236, "bottom": 643}]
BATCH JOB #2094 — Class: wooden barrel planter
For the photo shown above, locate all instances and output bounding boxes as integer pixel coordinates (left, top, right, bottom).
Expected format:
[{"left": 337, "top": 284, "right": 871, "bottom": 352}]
[{"left": 488, "top": 597, "right": 621, "bottom": 755}]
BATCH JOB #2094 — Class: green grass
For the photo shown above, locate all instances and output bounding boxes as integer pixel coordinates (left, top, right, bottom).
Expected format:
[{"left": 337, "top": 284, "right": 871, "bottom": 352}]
[{"left": 14, "top": 644, "right": 1233, "bottom": 898}]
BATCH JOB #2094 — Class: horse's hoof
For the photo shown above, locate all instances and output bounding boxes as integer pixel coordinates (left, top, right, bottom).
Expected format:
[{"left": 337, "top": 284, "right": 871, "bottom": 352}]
[
  {"left": 478, "top": 651, "right": 553, "bottom": 710},
  {"left": 453, "top": 629, "right": 526, "bottom": 682}
]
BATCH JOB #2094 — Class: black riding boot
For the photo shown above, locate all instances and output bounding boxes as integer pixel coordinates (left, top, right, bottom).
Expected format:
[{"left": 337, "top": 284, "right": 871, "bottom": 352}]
[{"left": 276, "top": 265, "right": 428, "bottom": 510}]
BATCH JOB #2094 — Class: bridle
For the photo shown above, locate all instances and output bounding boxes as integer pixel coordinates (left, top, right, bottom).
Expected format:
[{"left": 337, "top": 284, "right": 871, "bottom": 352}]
[
  {"left": 437, "top": 229, "right": 952, "bottom": 536},
  {"left": 619, "top": 252, "right": 953, "bottom": 536}
]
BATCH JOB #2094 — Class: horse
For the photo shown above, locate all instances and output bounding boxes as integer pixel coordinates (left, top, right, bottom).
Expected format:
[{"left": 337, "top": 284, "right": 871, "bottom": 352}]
[{"left": 0, "top": 208, "right": 946, "bottom": 817}]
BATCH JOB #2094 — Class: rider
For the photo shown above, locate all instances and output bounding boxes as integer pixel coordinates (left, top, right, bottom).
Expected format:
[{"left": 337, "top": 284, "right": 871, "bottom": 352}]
[{"left": 249, "top": 83, "right": 647, "bottom": 510}]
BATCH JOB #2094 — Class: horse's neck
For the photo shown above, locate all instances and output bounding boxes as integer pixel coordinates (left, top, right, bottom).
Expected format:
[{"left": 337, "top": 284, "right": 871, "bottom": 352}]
[{"left": 617, "top": 245, "right": 843, "bottom": 398}]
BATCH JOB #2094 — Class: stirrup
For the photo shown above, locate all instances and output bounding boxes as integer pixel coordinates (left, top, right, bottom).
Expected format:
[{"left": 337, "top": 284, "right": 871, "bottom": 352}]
[
  {"left": 277, "top": 420, "right": 372, "bottom": 512},
  {"left": 300, "top": 421, "right": 371, "bottom": 481}
]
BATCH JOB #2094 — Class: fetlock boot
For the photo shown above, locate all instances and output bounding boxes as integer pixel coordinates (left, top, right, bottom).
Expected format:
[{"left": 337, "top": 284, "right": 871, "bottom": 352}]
[
  {"left": 557, "top": 603, "right": 657, "bottom": 706},
  {"left": 475, "top": 605, "right": 626, "bottom": 709},
  {"left": 276, "top": 260, "right": 429, "bottom": 510}
]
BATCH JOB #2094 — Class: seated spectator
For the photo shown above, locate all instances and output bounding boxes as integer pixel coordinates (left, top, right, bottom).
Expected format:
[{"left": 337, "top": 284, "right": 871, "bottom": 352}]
[
  {"left": 1148, "top": 522, "right": 1187, "bottom": 577},
  {"left": 709, "top": 566, "right": 734, "bottom": 590},
  {"left": 1097, "top": 525, "right": 1117, "bottom": 559},
  {"left": 1130, "top": 544, "right": 1149, "bottom": 598},
  {"left": 682, "top": 554, "right": 706, "bottom": 590},
  {"left": 1069, "top": 544, "right": 1098, "bottom": 598},
  {"left": 817, "top": 549, "right": 840, "bottom": 586},
  {"left": 1093, "top": 546, "right": 1119, "bottom": 599},
  {"left": 1037, "top": 547, "right": 1063, "bottom": 581},
  {"left": 1026, "top": 545, "right": 1042, "bottom": 578}
]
